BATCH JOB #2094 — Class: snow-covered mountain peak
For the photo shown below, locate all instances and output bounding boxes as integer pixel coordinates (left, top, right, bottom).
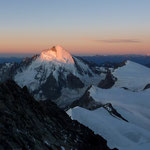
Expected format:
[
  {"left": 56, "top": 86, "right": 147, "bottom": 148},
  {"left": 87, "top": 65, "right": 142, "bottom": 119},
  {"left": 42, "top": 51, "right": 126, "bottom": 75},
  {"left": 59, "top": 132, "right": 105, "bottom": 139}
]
[{"left": 40, "top": 45, "right": 74, "bottom": 64}]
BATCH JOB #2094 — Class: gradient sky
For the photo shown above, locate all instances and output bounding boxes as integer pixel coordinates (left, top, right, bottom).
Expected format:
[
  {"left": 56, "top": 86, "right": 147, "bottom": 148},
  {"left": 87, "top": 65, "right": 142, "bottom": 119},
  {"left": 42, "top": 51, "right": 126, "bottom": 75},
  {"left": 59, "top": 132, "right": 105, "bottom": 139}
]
[{"left": 0, "top": 0, "right": 150, "bottom": 56}]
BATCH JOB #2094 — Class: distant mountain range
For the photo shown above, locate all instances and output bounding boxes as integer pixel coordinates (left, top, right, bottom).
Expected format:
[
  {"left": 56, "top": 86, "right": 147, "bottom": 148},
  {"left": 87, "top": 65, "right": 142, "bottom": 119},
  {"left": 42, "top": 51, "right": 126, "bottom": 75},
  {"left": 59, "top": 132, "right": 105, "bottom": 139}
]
[
  {"left": 1, "top": 54, "right": 150, "bottom": 68},
  {"left": 81, "top": 55, "right": 150, "bottom": 67},
  {"left": 0, "top": 57, "right": 23, "bottom": 63}
]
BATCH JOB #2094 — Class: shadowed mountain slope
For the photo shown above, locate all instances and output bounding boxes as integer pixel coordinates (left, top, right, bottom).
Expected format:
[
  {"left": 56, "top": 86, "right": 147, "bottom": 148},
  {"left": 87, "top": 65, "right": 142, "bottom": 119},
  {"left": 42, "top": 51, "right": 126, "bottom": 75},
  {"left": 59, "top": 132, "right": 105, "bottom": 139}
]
[{"left": 0, "top": 80, "right": 115, "bottom": 150}]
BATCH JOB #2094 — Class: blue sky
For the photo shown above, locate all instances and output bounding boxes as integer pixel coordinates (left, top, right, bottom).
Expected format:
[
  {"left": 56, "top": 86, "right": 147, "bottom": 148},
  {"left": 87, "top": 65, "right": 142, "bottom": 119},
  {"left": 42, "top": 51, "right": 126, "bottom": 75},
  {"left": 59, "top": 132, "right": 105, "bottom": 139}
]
[{"left": 0, "top": 0, "right": 150, "bottom": 55}]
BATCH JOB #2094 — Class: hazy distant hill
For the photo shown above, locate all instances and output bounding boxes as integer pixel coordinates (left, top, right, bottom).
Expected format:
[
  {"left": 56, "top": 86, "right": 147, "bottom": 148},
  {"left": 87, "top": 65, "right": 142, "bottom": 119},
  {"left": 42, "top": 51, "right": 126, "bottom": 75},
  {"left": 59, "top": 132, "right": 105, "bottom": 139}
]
[
  {"left": 81, "top": 55, "right": 150, "bottom": 67},
  {"left": 0, "top": 57, "right": 23, "bottom": 63},
  {"left": 1, "top": 55, "right": 150, "bottom": 67}
]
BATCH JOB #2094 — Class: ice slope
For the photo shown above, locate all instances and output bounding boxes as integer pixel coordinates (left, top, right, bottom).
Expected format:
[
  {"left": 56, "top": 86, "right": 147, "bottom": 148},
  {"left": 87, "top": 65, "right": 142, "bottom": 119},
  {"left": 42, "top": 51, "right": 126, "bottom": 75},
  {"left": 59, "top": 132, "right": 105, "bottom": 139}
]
[
  {"left": 67, "top": 107, "right": 150, "bottom": 150},
  {"left": 112, "top": 61, "right": 150, "bottom": 91},
  {"left": 89, "top": 86, "right": 150, "bottom": 131},
  {"left": 67, "top": 86, "right": 150, "bottom": 150}
]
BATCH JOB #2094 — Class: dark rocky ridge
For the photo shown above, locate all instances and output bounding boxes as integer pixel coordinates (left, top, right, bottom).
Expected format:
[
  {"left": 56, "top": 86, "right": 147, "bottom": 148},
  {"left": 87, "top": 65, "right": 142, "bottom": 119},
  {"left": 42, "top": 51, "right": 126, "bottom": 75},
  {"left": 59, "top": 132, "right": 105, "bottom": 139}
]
[
  {"left": 0, "top": 55, "right": 40, "bottom": 82},
  {"left": 0, "top": 80, "right": 116, "bottom": 150},
  {"left": 41, "top": 72, "right": 84, "bottom": 100},
  {"left": 98, "top": 71, "right": 117, "bottom": 89},
  {"left": 70, "top": 86, "right": 102, "bottom": 110},
  {"left": 0, "top": 63, "right": 19, "bottom": 82},
  {"left": 74, "top": 57, "right": 102, "bottom": 75},
  {"left": 70, "top": 86, "right": 128, "bottom": 122},
  {"left": 114, "top": 61, "right": 127, "bottom": 69},
  {"left": 143, "top": 83, "right": 150, "bottom": 90},
  {"left": 103, "top": 103, "right": 128, "bottom": 122}
]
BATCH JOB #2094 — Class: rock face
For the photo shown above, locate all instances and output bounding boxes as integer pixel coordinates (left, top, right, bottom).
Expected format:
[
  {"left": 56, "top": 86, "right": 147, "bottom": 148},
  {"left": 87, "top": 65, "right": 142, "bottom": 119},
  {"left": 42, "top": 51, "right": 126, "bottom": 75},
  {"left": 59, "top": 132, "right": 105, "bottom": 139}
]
[
  {"left": 143, "top": 83, "right": 150, "bottom": 90},
  {"left": 103, "top": 103, "right": 128, "bottom": 122},
  {"left": 0, "top": 62, "right": 19, "bottom": 82},
  {"left": 70, "top": 86, "right": 102, "bottom": 110},
  {"left": 0, "top": 80, "right": 114, "bottom": 150},
  {"left": 98, "top": 72, "right": 116, "bottom": 89}
]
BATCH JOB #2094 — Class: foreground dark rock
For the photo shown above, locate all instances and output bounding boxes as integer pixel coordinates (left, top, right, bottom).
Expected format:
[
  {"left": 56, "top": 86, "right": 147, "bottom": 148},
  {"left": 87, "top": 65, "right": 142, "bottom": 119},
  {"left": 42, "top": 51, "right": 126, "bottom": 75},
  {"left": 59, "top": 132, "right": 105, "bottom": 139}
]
[{"left": 0, "top": 80, "right": 115, "bottom": 150}]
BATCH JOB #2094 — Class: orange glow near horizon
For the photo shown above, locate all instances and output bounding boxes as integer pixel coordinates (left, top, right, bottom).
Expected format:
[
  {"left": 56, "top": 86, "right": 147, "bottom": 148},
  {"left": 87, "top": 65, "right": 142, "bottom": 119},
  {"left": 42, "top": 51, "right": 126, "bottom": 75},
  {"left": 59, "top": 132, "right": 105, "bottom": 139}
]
[
  {"left": 0, "top": 35, "right": 150, "bottom": 56},
  {"left": 1, "top": 0, "right": 150, "bottom": 56},
  {"left": 1, "top": 23, "right": 150, "bottom": 56},
  {"left": 1, "top": 44, "right": 150, "bottom": 56}
]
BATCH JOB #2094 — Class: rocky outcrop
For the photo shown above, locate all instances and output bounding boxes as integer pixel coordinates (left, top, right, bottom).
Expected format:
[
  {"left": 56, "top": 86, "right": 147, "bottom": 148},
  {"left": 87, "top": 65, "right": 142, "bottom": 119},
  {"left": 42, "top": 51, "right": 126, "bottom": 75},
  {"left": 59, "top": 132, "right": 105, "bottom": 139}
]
[
  {"left": 0, "top": 63, "right": 19, "bottom": 82},
  {"left": 103, "top": 103, "right": 128, "bottom": 122},
  {"left": 0, "top": 55, "right": 40, "bottom": 82},
  {"left": 98, "top": 72, "right": 117, "bottom": 89},
  {"left": 143, "top": 83, "right": 150, "bottom": 90},
  {"left": 41, "top": 73, "right": 61, "bottom": 100},
  {"left": 70, "top": 86, "right": 102, "bottom": 110},
  {"left": 114, "top": 61, "right": 127, "bottom": 69},
  {"left": 41, "top": 73, "right": 84, "bottom": 100},
  {"left": 66, "top": 73, "right": 84, "bottom": 89},
  {"left": 0, "top": 80, "right": 115, "bottom": 150}
]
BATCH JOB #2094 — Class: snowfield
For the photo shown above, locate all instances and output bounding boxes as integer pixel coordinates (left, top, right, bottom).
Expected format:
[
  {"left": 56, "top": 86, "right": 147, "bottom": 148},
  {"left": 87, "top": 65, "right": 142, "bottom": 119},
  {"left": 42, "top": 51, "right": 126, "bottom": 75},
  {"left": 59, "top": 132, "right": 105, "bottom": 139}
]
[
  {"left": 112, "top": 60, "right": 150, "bottom": 91},
  {"left": 67, "top": 85, "right": 150, "bottom": 150}
]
